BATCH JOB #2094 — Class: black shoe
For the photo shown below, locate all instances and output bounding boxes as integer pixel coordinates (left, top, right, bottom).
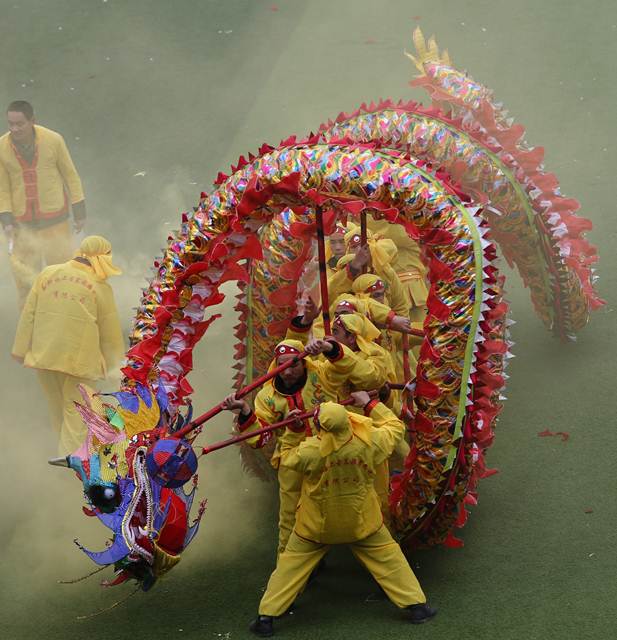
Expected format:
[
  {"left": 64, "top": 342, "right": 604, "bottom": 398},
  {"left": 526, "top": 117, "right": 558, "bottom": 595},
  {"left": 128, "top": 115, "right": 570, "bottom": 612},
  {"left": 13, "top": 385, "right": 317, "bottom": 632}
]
[
  {"left": 249, "top": 615, "right": 274, "bottom": 637},
  {"left": 407, "top": 603, "right": 437, "bottom": 624}
]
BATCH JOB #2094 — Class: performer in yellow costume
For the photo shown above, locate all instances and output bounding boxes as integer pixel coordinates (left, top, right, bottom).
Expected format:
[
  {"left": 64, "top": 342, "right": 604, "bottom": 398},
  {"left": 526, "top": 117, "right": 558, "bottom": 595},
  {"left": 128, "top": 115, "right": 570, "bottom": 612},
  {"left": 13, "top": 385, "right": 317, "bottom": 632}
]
[
  {"left": 327, "top": 226, "right": 409, "bottom": 317},
  {"left": 368, "top": 217, "right": 428, "bottom": 323},
  {"left": 223, "top": 335, "right": 387, "bottom": 555},
  {"left": 12, "top": 235, "right": 124, "bottom": 454},
  {"left": 352, "top": 273, "right": 423, "bottom": 378},
  {"left": 249, "top": 395, "right": 436, "bottom": 636},
  {"left": 288, "top": 292, "right": 410, "bottom": 345},
  {"left": 331, "top": 313, "right": 394, "bottom": 392},
  {"left": 0, "top": 101, "right": 87, "bottom": 305},
  {"left": 331, "top": 312, "right": 409, "bottom": 514},
  {"left": 325, "top": 223, "right": 347, "bottom": 278}
]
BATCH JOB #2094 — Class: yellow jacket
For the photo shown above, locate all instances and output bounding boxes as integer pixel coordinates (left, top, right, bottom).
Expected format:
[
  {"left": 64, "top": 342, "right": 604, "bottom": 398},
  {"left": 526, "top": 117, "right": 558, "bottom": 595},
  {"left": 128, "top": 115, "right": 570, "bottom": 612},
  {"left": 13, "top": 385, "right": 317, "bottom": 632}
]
[
  {"left": 239, "top": 342, "right": 388, "bottom": 460},
  {"left": 12, "top": 261, "right": 124, "bottom": 380},
  {"left": 283, "top": 322, "right": 389, "bottom": 394},
  {"left": 0, "top": 125, "right": 84, "bottom": 222},
  {"left": 368, "top": 219, "right": 428, "bottom": 306},
  {"left": 281, "top": 402, "right": 404, "bottom": 544},
  {"left": 239, "top": 363, "right": 336, "bottom": 459},
  {"left": 294, "top": 295, "right": 395, "bottom": 342},
  {"left": 327, "top": 258, "right": 409, "bottom": 317}
]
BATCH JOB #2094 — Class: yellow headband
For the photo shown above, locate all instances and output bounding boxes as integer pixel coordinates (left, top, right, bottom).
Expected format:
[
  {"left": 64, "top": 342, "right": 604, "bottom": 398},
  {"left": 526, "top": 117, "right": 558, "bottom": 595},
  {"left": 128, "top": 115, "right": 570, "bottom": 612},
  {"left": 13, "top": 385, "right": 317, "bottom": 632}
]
[
  {"left": 76, "top": 235, "right": 122, "bottom": 281},
  {"left": 267, "top": 338, "right": 307, "bottom": 380},
  {"left": 336, "top": 312, "right": 382, "bottom": 359},
  {"left": 352, "top": 273, "right": 383, "bottom": 294}
]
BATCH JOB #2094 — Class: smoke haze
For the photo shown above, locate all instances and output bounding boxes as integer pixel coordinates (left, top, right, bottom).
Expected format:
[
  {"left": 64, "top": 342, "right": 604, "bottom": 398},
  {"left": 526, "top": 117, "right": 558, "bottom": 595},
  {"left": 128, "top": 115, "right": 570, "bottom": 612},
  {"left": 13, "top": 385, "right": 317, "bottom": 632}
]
[{"left": 1, "top": 1, "right": 616, "bottom": 639}]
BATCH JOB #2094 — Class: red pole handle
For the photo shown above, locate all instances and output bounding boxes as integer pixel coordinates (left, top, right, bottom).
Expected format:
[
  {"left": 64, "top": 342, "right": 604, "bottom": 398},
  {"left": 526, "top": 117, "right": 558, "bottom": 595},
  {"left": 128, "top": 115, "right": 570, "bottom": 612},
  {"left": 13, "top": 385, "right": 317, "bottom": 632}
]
[
  {"left": 315, "top": 206, "right": 331, "bottom": 335},
  {"left": 360, "top": 211, "right": 368, "bottom": 274},
  {"left": 174, "top": 349, "right": 311, "bottom": 439},
  {"left": 201, "top": 397, "right": 355, "bottom": 455},
  {"left": 402, "top": 332, "right": 411, "bottom": 382},
  {"left": 389, "top": 382, "right": 415, "bottom": 390},
  {"left": 395, "top": 326, "right": 424, "bottom": 338}
]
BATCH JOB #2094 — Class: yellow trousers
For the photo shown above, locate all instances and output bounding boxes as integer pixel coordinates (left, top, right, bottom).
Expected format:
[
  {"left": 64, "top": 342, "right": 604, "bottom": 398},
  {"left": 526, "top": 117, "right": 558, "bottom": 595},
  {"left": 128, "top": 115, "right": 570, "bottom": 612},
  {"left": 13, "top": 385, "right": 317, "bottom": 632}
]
[
  {"left": 11, "top": 220, "right": 74, "bottom": 306},
  {"left": 277, "top": 466, "right": 302, "bottom": 556},
  {"left": 259, "top": 525, "right": 426, "bottom": 616},
  {"left": 36, "top": 369, "right": 91, "bottom": 455}
]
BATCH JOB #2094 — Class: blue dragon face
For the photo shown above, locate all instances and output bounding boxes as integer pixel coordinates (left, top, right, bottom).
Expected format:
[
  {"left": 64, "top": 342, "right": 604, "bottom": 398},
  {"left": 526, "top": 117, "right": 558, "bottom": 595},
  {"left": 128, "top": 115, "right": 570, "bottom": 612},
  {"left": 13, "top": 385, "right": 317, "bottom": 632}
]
[{"left": 50, "top": 383, "right": 205, "bottom": 590}]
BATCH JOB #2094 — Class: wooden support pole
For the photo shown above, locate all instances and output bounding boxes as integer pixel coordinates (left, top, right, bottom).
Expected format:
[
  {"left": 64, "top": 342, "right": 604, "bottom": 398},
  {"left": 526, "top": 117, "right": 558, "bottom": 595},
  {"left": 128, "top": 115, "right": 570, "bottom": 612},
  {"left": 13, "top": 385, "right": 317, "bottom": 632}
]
[
  {"left": 315, "top": 206, "right": 331, "bottom": 335},
  {"left": 360, "top": 211, "right": 368, "bottom": 274}
]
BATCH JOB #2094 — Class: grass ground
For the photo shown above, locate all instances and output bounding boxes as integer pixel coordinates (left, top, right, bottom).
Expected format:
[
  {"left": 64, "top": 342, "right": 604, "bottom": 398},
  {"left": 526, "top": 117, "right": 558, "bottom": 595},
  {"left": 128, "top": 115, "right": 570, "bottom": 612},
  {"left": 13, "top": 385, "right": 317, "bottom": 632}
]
[{"left": 0, "top": 1, "right": 616, "bottom": 639}]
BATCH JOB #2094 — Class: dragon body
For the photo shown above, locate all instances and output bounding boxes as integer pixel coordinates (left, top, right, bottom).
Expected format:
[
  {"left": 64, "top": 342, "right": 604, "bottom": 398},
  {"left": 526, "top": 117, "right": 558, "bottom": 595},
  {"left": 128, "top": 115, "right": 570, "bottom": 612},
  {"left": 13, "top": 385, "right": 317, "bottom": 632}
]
[{"left": 56, "top": 29, "right": 601, "bottom": 590}]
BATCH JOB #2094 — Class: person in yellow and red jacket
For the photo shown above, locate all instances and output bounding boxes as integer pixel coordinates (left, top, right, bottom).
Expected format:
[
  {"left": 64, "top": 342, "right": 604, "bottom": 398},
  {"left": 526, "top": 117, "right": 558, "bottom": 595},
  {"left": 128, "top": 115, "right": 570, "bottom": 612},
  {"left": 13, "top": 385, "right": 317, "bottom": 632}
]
[
  {"left": 352, "top": 272, "right": 423, "bottom": 379},
  {"left": 293, "top": 290, "right": 411, "bottom": 342},
  {"left": 248, "top": 394, "right": 437, "bottom": 637},
  {"left": 0, "top": 101, "right": 86, "bottom": 305},
  {"left": 12, "top": 235, "right": 124, "bottom": 455},
  {"left": 222, "top": 334, "right": 388, "bottom": 556},
  {"left": 327, "top": 226, "right": 409, "bottom": 317},
  {"left": 368, "top": 217, "right": 429, "bottom": 324},
  {"left": 331, "top": 313, "right": 394, "bottom": 393},
  {"left": 331, "top": 312, "right": 410, "bottom": 518}
]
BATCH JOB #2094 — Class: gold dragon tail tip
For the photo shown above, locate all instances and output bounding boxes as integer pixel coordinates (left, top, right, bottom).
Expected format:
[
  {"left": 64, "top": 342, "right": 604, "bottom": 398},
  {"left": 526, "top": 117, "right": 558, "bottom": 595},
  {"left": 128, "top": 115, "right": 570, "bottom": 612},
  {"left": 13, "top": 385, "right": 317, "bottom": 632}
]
[{"left": 406, "top": 26, "right": 452, "bottom": 75}]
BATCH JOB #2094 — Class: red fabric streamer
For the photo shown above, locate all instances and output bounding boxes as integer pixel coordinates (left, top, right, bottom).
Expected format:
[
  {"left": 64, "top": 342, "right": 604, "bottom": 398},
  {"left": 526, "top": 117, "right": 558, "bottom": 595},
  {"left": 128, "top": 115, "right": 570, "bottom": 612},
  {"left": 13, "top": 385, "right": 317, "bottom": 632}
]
[
  {"left": 538, "top": 430, "right": 570, "bottom": 442},
  {"left": 413, "top": 411, "right": 434, "bottom": 433},
  {"left": 426, "top": 291, "right": 451, "bottom": 321},
  {"left": 269, "top": 283, "right": 298, "bottom": 307},
  {"left": 443, "top": 531, "right": 464, "bottom": 548}
]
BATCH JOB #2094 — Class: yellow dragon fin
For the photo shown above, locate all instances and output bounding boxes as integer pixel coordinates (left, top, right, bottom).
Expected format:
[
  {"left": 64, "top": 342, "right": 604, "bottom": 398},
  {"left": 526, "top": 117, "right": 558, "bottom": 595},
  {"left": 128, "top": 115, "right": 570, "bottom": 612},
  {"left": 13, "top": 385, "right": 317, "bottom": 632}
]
[
  {"left": 117, "top": 396, "right": 161, "bottom": 438},
  {"left": 404, "top": 26, "right": 451, "bottom": 75}
]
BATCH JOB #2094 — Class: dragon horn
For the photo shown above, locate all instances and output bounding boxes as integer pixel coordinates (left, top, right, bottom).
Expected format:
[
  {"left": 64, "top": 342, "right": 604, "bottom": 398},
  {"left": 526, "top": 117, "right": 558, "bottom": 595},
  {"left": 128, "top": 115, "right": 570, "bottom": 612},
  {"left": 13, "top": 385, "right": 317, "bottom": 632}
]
[{"left": 48, "top": 455, "right": 71, "bottom": 468}]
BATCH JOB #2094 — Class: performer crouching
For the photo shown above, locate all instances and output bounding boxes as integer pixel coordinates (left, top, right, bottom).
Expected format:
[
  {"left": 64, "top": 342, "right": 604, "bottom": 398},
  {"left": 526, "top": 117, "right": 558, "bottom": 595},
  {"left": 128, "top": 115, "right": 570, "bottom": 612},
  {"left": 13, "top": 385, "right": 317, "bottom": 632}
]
[{"left": 249, "top": 393, "right": 436, "bottom": 636}]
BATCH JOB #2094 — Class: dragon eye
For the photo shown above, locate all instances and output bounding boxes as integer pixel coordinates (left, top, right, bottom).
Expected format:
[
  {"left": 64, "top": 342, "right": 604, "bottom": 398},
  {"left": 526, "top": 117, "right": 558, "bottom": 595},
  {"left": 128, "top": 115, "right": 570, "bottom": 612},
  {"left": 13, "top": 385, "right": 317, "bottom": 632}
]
[{"left": 87, "top": 484, "right": 122, "bottom": 513}]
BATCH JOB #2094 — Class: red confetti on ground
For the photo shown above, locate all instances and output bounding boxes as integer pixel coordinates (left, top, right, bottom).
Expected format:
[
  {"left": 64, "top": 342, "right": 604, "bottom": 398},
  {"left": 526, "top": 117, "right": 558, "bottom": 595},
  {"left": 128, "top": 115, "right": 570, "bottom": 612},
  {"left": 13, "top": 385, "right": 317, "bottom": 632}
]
[
  {"left": 584, "top": 508, "right": 594, "bottom": 514},
  {"left": 365, "top": 38, "right": 377, "bottom": 45},
  {"left": 538, "top": 429, "right": 570, "bottom": 442},
  {"left": 270, "top": 4, "right": 279, "bottom": 11}
]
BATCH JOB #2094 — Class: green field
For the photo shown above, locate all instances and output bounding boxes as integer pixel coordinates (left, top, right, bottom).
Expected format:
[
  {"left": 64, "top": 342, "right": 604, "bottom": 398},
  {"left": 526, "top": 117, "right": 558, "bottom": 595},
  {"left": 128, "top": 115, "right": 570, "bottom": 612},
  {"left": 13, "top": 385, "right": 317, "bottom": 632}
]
[{"left": 0, "top": 1, "right": 615, "bottom": 638}]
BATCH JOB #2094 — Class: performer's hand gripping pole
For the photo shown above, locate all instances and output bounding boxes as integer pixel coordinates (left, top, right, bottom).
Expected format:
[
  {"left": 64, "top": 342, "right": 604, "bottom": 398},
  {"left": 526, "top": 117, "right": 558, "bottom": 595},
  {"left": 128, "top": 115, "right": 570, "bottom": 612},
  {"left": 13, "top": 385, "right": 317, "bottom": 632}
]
[
  {"left": 315, "top": 206, "right": 331, "bottom": 335},
  {"left": 202, "top": 396, "right": 357, "bottom": 455},
  {"left": 174, "top": 350, "right": 310, "bottom": 439}
]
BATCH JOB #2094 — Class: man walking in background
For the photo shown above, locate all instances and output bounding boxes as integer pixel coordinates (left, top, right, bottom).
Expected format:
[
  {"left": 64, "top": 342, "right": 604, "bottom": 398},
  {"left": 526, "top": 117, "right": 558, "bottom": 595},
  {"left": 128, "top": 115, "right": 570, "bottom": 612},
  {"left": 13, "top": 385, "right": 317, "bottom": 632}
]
[
  {"left": 12, "top": 235, "right": 124, "bottom": 455},
  {"left": 0, "top": 100, "right": 87, "bottom": 305}
]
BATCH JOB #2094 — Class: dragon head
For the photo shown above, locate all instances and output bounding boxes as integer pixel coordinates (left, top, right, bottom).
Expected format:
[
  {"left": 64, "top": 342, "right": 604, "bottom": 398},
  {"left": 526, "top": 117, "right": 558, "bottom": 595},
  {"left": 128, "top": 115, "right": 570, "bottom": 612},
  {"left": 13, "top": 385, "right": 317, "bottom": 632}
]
[{"left": 49, "top": 383, "right": 205, "bottom": 590}]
